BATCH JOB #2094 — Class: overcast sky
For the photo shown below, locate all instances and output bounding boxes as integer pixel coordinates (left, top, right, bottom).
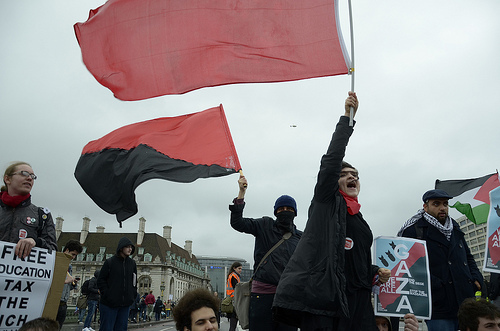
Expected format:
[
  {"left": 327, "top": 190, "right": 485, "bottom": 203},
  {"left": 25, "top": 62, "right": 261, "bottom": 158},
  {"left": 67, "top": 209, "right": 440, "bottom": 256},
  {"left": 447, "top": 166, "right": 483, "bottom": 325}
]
[{"left": 1, "top": 0, "right": 499, "bottom": 266}]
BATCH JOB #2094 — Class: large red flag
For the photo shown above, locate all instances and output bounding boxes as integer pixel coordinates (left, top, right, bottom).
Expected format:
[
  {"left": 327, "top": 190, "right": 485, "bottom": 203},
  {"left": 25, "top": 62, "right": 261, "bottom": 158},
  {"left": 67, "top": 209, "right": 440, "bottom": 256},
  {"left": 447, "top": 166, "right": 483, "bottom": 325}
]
[
  {"left": 74, "top": 0, "right": 350, "bottom": 101},
  {"left": 74, "top": 105, "right": 241, "bottom": 225}
]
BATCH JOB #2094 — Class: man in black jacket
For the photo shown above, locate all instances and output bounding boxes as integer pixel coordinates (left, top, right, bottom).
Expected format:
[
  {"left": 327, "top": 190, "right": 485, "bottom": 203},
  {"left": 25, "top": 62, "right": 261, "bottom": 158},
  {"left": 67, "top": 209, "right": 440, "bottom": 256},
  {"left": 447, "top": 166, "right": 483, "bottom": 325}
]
[
  {"left": 97, "top": 237, "right": 137, "bottom": 331},
  {"left": 398, "top": 189, "right": 483, "bottom": 331},
  {"left": 83, "top": 269, "right": 100, "bottom": 331},
  {"left": 230, "top": 178, "right": 302, "bottom": 331}
]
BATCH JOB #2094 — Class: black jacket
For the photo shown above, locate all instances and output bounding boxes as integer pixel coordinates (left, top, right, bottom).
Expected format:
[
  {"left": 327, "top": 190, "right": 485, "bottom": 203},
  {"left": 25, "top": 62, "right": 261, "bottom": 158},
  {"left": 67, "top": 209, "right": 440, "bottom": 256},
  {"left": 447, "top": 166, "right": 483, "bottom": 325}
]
[
  {"left": 230, "top": 204, "right": 302, "bottom": 286},
  {"left": 401, "top": 217, "right": 483, "bottom": 319},
  {"left": 273, "top": 116, "right": 355, "bottom": 320},
  {"left": 154, "top": 298, "right": 164, "bottom": 313},
  {"left": 0, "top": 196, "right": 57, "bottom": 252},
  {"left": 87, "top": 269, "right": 100, "bottom": 301},
  {"left": 97, "top": 237, "right": 137, "bottom": 307}
]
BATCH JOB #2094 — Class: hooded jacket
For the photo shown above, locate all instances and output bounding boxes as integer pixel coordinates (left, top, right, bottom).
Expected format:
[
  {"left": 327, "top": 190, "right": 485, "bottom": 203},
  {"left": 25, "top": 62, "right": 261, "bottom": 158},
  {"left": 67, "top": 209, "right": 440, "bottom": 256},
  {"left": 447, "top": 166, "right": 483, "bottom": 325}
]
[
  {"left": 376, "top": 316, "right": 392, "bottom": 331},
  {"left": 97, "top": 237, "right": 137, "bottom": 307},
  {"left": 273, "top": 116, "right": 355, "bottom": 322}
]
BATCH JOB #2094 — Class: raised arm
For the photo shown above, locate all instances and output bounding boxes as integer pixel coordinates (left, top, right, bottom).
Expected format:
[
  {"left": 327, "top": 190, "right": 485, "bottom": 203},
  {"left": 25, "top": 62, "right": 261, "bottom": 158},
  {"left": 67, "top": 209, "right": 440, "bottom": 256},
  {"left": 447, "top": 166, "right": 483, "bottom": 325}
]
[
  {"left": 230, "top": 175, "right": 260, "bottom": 235},
  {"left": 313, "top": 92, "right": 359, "bottom": 203},
  {"left": 237, "top": 173, "right": 247, "bottom": 199}
]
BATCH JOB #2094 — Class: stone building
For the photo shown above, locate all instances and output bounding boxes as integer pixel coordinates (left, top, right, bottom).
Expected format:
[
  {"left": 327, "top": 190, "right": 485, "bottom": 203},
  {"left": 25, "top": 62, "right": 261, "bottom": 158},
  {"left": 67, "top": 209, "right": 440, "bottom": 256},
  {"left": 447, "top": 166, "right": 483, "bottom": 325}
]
[
  {"left": 457, "top": 215, "right": 489, "bottom": 279},
  {"left": 56, "top": 216, "right": 210, "bottom": 306}
]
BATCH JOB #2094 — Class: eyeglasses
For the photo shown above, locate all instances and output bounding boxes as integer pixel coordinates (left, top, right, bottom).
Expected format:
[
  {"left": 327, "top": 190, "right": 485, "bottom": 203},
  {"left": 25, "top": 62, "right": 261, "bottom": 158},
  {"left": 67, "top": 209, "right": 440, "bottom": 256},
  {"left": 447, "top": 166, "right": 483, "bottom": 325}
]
[
  {"left": 339, "top": 170, "right": 359, "bottom": 179},
  {"left": 12, "top": 171, "right": 37, "bottom": 180}
]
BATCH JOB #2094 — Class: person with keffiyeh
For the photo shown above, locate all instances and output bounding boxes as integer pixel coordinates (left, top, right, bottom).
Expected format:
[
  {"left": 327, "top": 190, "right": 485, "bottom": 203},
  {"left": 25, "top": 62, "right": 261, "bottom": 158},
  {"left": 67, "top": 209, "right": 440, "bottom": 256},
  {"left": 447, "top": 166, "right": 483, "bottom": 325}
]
[
  {"left": 273, "top": 92, "right": 390, "bottom": 330},
  {"left": 397, "top": 189, "right": 484, "bottom": 331},
  {"left": 0, "top": 161, "right": 57, "bottom": 258}
]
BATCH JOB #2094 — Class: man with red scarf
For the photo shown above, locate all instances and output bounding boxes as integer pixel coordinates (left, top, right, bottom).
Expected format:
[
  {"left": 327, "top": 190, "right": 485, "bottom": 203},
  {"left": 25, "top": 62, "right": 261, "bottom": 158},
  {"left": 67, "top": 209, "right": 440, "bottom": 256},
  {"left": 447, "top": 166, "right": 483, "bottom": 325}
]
[
  {"left": 0, "top": 162, "right": 57, "bottom": 258},
  {"left": 273, "top": 92, "right": 390, "bottom": 330}
]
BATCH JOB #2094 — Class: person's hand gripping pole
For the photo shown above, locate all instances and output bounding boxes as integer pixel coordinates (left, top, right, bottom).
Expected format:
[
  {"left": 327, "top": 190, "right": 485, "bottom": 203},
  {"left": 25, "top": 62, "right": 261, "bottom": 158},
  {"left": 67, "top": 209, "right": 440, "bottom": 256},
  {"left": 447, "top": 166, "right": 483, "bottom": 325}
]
[{"left": 238, "top": 170, "right": 248, "bottom": 199}]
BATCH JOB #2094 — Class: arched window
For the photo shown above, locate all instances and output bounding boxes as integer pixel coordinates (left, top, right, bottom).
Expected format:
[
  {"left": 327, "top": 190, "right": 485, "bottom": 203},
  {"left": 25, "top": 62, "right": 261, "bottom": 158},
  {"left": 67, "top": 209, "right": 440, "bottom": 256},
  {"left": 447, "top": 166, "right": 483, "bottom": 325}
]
[{"left": 138, "top": 275, "right": 152, "bottom": 295}]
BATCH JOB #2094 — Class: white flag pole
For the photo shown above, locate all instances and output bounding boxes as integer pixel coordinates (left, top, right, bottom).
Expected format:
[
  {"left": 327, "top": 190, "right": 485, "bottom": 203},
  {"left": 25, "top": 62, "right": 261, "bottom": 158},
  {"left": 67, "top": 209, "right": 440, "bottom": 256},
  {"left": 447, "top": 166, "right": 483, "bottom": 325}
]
[{"left": 347, "top": 0, "right": 355, "bottom": 126}]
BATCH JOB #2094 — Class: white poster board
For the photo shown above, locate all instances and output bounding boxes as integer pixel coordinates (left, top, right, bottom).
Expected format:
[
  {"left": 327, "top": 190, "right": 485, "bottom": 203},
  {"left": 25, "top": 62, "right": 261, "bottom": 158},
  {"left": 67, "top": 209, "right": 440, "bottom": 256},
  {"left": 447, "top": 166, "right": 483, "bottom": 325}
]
[{"left": 0, "top": 240, "right": 55, "bottom": 331}]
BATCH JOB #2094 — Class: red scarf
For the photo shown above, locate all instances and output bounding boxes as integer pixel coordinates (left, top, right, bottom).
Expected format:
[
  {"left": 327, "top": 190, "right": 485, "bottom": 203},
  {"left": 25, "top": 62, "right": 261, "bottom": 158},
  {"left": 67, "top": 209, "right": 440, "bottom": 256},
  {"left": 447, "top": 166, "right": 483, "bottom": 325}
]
[
  {"left": 0, "top": 191, "right": 30, "bottom": 207},
  {"left": 339, "top": 190, "right": 361, "bottom": 215}
]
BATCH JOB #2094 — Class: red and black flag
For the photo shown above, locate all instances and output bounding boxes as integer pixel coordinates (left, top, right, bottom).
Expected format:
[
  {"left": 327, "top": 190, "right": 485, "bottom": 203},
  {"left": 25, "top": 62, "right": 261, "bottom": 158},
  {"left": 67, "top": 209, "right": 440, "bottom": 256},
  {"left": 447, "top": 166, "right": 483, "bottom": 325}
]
[{"left": 75, "top": 105, "right": 241, "bottom": 225}]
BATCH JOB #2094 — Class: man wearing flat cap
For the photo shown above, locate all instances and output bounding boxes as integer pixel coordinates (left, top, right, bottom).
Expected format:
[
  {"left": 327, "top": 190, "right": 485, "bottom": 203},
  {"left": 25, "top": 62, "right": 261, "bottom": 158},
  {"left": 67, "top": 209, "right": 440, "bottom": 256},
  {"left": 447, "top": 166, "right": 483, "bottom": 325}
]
[{"left": 397, "top": 189, "right": 484, "bottom": 331}]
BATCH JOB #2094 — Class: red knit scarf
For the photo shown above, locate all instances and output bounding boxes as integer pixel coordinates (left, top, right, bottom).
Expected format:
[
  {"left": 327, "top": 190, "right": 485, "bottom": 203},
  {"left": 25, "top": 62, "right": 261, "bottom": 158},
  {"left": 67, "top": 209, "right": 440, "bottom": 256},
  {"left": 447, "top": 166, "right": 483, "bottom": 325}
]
[
  {"left": 0, "top": 191, "right": 30, "bottom": 207},
  {"left": 339, "top": 190, "right": 361, "bottom": 215}
]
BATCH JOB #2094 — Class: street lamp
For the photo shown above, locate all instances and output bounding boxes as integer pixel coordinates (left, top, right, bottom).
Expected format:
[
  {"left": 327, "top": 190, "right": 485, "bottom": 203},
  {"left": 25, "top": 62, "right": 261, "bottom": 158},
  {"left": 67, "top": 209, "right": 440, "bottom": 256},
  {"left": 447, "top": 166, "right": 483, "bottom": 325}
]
[{"left": 160, "top": 282, "right": 165, "bottom": 300}]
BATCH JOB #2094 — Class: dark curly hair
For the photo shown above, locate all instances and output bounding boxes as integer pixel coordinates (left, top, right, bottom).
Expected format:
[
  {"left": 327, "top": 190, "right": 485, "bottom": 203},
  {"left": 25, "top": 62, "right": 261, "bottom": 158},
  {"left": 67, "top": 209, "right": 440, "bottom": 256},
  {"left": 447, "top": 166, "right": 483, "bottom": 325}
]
[
  {"left": 19, "top": 317, "right": 59, "bottom": 331},
  {"left": 458, "top": 298, "right": 500, "bottom": 331},
  {"left": 173, "top": 288, "right": 219, "bottom": 330}
]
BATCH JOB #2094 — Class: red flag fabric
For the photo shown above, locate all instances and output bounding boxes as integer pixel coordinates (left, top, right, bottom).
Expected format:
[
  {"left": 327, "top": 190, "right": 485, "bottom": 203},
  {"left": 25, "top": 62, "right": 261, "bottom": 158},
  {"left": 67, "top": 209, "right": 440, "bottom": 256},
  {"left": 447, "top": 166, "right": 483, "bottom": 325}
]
[
  {"left": 74, "top": 0, "right": 350, "bottom": 101},
  {"left": 74, "top": 105, "right": 241, "bottom": 225}
]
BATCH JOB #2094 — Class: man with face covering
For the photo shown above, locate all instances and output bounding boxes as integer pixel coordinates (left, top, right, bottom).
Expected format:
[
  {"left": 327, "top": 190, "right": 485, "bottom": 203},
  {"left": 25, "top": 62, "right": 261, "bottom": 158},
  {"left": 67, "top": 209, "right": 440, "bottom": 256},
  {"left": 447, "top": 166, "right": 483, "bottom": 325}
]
[{"left": 230, "top": 178, "right": 302, "bottom": 331}]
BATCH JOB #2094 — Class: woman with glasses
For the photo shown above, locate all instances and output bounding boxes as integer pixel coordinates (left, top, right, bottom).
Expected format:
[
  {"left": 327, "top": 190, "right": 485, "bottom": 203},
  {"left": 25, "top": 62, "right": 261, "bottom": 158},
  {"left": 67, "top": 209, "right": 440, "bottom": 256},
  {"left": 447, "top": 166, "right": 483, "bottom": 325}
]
[{"left": 1, "top": 161, "right": 57, "bottom": 258}]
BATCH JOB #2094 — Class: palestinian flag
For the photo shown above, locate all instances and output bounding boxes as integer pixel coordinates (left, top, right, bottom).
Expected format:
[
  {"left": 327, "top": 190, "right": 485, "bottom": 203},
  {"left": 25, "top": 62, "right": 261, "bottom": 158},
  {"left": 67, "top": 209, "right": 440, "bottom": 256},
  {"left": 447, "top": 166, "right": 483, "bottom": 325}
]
[
  {"left": 435, "top": 173, "right": 500, "bottom": 224},
  {"left": 75, "top": 105, "right": 241, "bottom": 226}
]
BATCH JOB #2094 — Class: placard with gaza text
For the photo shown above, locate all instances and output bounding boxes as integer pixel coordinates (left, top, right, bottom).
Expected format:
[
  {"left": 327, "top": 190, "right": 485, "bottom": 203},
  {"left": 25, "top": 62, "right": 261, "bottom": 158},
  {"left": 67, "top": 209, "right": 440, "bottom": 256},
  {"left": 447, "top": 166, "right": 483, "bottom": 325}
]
[
  {"left": 483, "top": 186, "right": 500, "bottom": 273},
  {"left": 373, "top": 236, "right": 431, "bottom": 319}
]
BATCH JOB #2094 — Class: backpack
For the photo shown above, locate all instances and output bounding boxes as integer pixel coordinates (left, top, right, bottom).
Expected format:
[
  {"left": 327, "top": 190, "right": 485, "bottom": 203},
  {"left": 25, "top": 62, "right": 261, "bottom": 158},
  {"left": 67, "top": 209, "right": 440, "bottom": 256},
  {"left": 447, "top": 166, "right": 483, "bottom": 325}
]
[
  {"left": 221, "top": 296, "right": 234, "bottom": 314},
  {"left": 76, "top": 294, "right": 88, "bottom": 309},
  {"left": 81, "top": 279, "right": 90, "bottom": 295}
]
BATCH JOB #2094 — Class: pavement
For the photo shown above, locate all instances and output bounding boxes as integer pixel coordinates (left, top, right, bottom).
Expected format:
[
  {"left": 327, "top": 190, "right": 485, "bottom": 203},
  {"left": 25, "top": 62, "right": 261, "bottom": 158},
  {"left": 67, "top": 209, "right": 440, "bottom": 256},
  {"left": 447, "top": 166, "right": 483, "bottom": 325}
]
[
  {"left": 61, "top": 317, "right": 246, "bottom": 331},
  {"left": 61, "top": 317, "right": 170, "bottom": 331}
]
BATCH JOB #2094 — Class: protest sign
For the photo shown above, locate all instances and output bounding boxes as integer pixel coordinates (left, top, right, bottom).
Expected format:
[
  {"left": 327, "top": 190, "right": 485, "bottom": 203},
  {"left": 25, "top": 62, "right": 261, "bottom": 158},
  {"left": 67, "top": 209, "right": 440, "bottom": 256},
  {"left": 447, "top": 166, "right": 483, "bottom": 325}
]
[
  {"left": 41, "top": 252, "right": 72, "bottom": 320},
  {"left": 483, "top": 186, "right": 500, "bottom": 273},
  {"left": 373, "top": 236, "right": 431, "bottom": 319},
  {"left": 0, "top": 240, "right": 56, "bottom": 330}
]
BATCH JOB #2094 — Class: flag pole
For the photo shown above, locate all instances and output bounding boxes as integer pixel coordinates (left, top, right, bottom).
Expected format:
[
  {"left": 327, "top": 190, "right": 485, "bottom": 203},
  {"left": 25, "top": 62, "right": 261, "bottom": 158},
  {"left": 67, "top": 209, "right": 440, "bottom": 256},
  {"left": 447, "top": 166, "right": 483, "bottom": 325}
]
[{"left": 347, "top": 0, "right": 355, "bottom": 127}]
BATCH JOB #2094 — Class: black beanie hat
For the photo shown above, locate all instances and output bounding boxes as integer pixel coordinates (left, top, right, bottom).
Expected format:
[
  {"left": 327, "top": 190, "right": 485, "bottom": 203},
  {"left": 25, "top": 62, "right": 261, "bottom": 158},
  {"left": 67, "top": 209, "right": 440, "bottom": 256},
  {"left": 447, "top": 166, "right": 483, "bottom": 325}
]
[{"left": 273, "top": 195, "right": 297, "bottom": 216}]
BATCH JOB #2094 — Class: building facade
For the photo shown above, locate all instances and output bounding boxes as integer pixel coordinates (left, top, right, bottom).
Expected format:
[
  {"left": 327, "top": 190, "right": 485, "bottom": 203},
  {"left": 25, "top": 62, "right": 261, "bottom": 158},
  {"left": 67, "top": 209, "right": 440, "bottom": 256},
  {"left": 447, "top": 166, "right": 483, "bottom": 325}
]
[
  {"left": 56, "top": 216, "right": 210, "bottom": 306},
  {"left": 457, "top": 215, "right": 489, "bottom": 280}
]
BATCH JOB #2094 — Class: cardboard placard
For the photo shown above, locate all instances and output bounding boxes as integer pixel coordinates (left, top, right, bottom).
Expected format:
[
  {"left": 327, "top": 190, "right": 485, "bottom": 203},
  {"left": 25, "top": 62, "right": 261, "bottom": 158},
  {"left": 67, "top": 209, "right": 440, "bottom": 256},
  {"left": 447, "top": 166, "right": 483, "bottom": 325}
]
[{"left": 42, "top": 252, "right": 72, "bottom": 320}]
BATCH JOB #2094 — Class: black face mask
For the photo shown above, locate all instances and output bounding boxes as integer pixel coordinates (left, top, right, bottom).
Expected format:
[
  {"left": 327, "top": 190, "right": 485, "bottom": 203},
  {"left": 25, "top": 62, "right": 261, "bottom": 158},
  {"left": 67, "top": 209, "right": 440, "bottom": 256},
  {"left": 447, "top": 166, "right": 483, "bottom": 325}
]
[{"left": 276, "top": 210, "right": 295, "bottom": 231}]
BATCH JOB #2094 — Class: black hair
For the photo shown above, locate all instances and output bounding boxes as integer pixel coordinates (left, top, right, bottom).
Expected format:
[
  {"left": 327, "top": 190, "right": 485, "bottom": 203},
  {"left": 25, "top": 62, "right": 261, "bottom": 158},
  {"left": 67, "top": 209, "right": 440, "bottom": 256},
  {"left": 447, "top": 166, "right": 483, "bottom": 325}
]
[
  {"left": 342, "top": 161, "right": 356, "bottom": 170},
  {"left": 63, "top": 239, "right": 83, "bottom": 254}
]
